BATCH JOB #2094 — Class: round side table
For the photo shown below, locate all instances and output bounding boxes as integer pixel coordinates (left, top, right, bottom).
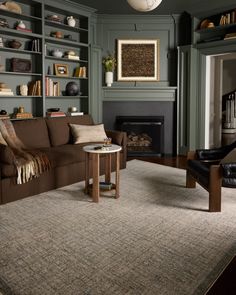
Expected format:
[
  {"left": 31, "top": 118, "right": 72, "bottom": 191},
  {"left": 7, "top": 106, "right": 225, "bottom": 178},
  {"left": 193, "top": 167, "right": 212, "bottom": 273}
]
[{"left": 83, "top": 144, "right": 122, "bottom": 202}]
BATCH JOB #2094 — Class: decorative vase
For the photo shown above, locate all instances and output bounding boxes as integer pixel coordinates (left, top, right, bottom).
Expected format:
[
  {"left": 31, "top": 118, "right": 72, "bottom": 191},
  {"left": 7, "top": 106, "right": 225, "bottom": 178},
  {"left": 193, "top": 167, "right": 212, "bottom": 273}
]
[
  {"left": 105, "top": 71, "right": 113, "bottom": 87},
  {"left": 67, "top": 16, "right": 76, "bottom": 27}
]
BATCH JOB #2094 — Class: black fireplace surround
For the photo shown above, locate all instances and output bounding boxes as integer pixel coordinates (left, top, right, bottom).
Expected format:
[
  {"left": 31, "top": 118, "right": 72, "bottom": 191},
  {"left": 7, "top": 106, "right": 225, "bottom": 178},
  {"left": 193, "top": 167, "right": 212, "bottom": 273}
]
[{"left": 116, "top": 116, "right": 164, "bottom": 157}]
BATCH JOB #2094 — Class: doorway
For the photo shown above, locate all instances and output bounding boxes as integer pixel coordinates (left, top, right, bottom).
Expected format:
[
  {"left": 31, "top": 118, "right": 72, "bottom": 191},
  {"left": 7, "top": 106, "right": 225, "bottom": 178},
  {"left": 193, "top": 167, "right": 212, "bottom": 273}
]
[{"left": 204, "top": 53, "right": 236, "bottom": 148}]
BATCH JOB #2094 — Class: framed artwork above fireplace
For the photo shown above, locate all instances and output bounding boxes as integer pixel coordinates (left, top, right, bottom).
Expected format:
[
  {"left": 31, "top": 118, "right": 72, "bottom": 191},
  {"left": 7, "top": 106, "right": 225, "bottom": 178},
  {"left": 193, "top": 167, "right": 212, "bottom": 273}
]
[{"left": 117, "top": 39, "right": 160, "bottom": 81}]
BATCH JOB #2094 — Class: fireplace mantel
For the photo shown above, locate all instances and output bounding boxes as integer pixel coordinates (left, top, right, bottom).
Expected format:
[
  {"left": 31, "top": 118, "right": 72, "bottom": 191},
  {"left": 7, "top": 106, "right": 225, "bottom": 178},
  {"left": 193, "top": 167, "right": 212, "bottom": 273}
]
[{"left": 103, "top": 86, "right": 177, "bottom": 102}]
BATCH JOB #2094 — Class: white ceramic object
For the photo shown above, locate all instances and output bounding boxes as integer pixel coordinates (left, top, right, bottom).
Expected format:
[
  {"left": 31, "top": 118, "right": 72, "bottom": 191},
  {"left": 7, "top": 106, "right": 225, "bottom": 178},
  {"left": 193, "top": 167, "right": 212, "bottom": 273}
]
[
  {"left": 20, "top": 84, "right": 28, "bottom": 96},
  {"left": 105, "top": 72, "right": 113, "bottom": 87},
  {"left": 18, "top": 20, "right": 26, "bottom": 29},
  {"left": 67, "top": 16, "right": 76, "bottom": 27},
  {"left": 51, "top": 49, "right": 63, "bottom": 58}
]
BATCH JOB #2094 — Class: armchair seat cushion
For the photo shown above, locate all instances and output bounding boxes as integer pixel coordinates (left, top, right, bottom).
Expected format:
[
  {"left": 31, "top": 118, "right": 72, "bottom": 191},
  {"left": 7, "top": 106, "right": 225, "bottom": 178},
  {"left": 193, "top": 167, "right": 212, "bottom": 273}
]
[{"left": 187, "top": 160, "right": 210, "bottom": 187}]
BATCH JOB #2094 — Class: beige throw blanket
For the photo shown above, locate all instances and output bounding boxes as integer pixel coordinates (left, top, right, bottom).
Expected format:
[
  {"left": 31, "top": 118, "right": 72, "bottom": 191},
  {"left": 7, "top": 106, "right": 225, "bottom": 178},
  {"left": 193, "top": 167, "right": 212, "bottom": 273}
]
[{"left": 0, "top": 119, "right": 51, "bottom": 184}]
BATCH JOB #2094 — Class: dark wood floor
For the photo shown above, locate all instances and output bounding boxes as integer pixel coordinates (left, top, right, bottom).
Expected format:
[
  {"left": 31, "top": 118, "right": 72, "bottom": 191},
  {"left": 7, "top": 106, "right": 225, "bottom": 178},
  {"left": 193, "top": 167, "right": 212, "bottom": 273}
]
[{"left": 128, "top": 155, "right": 187, "bottom": 170}]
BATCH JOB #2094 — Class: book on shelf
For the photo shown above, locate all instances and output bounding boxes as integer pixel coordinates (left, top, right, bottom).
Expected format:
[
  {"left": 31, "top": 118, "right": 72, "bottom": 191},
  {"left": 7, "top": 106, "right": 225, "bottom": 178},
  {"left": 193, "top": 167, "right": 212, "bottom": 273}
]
[
  {"left": 16, "top": 26, "right": 32, "bottom": 33},
  {"left": 0, "top": 91, "right": 14, "bottom": 95},
  {"left": 30, "top": 39, "right": 40, "bottom": 52},
  {"left": 45, "top": 78, "right": 60, "bottom": 96},
  {"left": 64, "top": 54, "right": 80, "bottom": 60},
  {"left": 28, "top": 80, "right": 41, "bottom": 96},
  {"left": 0, "top": 88, "right": 12, "bottom": 91},
  {"left": 0, "top": 114, "right": 10, "bottom": 120},
  {"left": 74, "top": 66, "right": 86, "bottom": 78},
  {"left": 67, "top": 112, "right": 84, "bottom": 116},
  {"left": 46, "top": 111, "right": 66, "bottom": 117},
  {"left": 13, "top": 113, "right": 33, "bottom": 119}
]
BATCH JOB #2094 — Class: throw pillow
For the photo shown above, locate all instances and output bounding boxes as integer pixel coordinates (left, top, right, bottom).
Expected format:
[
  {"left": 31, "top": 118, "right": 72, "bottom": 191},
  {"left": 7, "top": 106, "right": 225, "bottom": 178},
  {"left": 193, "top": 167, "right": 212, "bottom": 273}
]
[
  {"left": 220, "top": 148, "right": 236, "bottom": 164},
  {"left": 70, "top": 124, "right": 107, "bottom": 144}
]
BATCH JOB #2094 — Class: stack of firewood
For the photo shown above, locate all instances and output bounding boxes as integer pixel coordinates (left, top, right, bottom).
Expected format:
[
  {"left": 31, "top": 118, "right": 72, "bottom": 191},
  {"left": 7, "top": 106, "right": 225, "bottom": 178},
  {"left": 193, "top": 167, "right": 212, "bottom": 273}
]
[{"left": 127, "top": 132, "right": 152, "bottom": 147}]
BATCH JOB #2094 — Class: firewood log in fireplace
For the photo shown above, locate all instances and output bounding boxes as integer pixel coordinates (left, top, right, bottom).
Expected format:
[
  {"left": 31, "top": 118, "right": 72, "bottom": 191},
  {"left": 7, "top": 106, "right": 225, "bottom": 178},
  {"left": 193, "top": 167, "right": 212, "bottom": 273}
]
[{"left": 127, "top": 132, "right": 152, "bottom": 147}]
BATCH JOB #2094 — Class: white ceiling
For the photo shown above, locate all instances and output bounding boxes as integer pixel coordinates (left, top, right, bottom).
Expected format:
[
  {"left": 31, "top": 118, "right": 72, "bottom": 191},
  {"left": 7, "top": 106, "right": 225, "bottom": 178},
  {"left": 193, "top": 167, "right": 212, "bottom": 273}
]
[{"left": 72, "top": 0, "right": 236, "bottom": 17}]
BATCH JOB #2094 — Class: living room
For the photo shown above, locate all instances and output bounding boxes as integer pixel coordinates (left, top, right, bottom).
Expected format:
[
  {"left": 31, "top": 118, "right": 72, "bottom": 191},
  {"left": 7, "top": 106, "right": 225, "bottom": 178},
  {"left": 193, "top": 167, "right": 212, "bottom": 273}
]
[{"left": 0, "top": 0, "right": 236, "bottom": 294}]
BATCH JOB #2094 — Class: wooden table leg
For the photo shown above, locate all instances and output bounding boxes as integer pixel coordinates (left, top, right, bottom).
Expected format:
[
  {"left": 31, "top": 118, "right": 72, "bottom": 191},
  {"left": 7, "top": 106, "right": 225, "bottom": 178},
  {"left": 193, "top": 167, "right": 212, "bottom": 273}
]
[
  {"left": 115, "top": 151, "right": 120, "bottom": 199},
  {"left": 105, "top": 153, "right": 111, "bottom": 183},
  {"left": 85, "top": 152, "right": 90, "bottom": 194},
  {"left": 92, "top": 153, "right": 100, "bottom": 203}
]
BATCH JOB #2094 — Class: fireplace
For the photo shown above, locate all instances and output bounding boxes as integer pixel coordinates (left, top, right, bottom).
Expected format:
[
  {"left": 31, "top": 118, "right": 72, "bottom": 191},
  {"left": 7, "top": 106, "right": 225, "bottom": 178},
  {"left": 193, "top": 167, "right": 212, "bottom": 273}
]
[{"left": 116, "top": 116, "right": 164, "bottom": 156}]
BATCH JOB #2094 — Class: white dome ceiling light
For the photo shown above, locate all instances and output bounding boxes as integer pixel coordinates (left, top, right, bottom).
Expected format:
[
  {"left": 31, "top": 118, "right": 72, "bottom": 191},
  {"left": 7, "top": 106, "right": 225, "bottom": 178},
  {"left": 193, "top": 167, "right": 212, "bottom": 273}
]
[{"left": 127, "top": 0, "right": 162, "bottom": 12}]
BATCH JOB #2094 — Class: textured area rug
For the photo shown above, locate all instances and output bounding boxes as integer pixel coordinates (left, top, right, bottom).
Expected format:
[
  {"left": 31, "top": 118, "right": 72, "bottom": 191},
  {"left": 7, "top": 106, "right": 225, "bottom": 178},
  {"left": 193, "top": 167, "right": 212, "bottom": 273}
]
[{"left": 0, "top": 160, "right": 236, "bottom": 295}]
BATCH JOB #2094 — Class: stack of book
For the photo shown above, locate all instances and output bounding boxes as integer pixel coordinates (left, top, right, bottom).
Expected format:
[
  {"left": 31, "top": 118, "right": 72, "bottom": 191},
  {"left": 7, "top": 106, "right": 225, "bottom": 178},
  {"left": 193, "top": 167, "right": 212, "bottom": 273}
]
[
  {"left": 0, "top": 114, "right": 10, "bottom": 120},
  {"left": 30, "top": 39, "right": 40, "bottom": 52},
  {"left": 74, "top": 66, "right": 86, "bottom": 78},
  {"left": 46, "top": 111, "right": 66, "bottom": 117},
  {"left": 0, "top": 85, "right": 14, "bottom": 96},
  {"left": 99, "top": 182, "right": 113, "bottom": 190},
  {"left": 13, "top": 112, "right": 33, "bottom": 119},
  {"left": 16, "top": 26, "right": 32, "bottom": 33},
  {"left": 28, "top": 80, "right": 41, "bottom": 96},
  {"left": 64, "top": 54, "right": 80, "bottom": 60},
  {"left": 67, "top": 111, "right": 84, "bottom": 116},
  {"left": 45, "top": 78, "right": 60, "bottom": 96}
]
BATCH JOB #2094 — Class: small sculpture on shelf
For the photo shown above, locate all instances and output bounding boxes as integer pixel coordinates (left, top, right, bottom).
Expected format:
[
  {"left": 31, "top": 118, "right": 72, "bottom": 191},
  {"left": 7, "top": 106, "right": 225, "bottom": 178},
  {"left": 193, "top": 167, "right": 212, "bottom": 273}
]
[
  {"left": 51, "top": 31, "right": 63, "bottom": 38},
  {"left": 19, "top": 84, "right": 28, "bottom": 96},
  {"left": 65, "top": 82, "right": 79, "bottom": 96}
]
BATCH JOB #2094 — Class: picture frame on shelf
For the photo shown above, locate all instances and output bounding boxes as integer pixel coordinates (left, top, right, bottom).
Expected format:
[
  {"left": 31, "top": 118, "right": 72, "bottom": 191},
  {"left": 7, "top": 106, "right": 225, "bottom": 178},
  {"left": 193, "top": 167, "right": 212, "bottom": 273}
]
[
  {"left": 117, "top": 39, "right": 160, "bottom": 81},
  {"left": 54, "top": 63, "right": 69, "bottom": 76}
]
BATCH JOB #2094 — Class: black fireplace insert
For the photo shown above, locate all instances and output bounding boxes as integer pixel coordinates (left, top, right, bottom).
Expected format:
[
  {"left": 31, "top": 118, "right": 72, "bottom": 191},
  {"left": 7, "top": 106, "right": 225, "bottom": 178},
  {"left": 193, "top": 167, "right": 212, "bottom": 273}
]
[{"left": 116, "top": 116, "right": 164, "bottom": 157}]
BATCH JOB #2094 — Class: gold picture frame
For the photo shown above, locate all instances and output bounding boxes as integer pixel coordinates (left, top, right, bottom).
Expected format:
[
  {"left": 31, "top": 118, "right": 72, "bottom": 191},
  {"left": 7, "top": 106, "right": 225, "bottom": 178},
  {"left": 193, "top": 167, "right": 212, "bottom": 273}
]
[
  {"left": 54, "top": 63, "right": 69, "bottom": 76},
  {"left": 117, "top": 39, "right": 160, "bottom": 81}
]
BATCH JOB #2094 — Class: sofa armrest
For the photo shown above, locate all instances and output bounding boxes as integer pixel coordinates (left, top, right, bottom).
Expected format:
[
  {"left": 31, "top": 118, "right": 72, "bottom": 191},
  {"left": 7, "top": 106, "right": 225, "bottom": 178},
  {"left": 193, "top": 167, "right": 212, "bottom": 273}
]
[
  {"left": 187, "top": 151, "right": 197, "bottom": 160},
  {"left": 0, "top": 144, "right": 15, "bottom": 164},
  {"left": 106, "top": 130, "right": 127, "bottom": 164},
  {"left": 105, "top": 130, "right": 127, "bottom": 147}
]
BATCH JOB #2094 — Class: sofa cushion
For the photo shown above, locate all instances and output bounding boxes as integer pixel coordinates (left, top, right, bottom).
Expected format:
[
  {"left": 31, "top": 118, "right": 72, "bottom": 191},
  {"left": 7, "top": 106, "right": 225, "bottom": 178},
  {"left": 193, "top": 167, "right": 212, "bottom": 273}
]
[
  {"left": 12, "top": 118, "right": 50, "bottom": 148},
  {"left": 0, "top": 143, "right": 108, "bottom": 178},
  {"left": 70, "top": 124, "right": 107, "bottom": 144},
  {"left": 46, "top": 115, "right": 94, "bottom": 147}
]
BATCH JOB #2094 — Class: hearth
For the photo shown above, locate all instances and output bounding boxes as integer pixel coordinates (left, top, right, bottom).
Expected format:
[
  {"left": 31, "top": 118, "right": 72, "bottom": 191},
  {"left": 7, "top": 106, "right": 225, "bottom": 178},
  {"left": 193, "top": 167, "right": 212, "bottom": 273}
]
[{"left": 116, "top": 116, "right": 164, "bottom": 156}]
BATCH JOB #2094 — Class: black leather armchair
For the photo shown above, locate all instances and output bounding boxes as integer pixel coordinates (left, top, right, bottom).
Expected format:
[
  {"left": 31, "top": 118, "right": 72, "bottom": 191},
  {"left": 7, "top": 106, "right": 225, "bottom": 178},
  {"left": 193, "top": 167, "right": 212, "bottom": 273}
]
[{"left": 186, "top": 140, "right": 236, "bottom": 212}]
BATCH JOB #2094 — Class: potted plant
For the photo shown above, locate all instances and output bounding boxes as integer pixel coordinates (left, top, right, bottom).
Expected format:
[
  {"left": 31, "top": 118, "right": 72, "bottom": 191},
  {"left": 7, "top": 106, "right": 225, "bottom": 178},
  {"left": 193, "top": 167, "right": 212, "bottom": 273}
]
[{"left": 103, "top": 55, "right": 116, "bottom": 87}]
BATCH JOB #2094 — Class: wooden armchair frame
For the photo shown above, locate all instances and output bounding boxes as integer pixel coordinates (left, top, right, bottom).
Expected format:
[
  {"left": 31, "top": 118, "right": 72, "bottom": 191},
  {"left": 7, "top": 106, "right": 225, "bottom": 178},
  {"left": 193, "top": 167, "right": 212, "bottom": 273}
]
[{"left": 186, "top": 151, "right": 222, "bottom": 212}]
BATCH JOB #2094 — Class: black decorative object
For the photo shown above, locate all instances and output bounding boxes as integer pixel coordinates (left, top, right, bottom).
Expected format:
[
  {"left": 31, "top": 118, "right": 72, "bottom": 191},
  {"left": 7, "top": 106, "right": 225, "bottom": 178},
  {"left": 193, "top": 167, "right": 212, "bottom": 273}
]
[
  {"left": 65, "top": 82, "right": 79, "bottom": 96},
  {"left": 0, "top": 110, "right": 7, "bottom": 115},
  {"left": 47, "top": 108, "right": 60, "bottom": 112}
]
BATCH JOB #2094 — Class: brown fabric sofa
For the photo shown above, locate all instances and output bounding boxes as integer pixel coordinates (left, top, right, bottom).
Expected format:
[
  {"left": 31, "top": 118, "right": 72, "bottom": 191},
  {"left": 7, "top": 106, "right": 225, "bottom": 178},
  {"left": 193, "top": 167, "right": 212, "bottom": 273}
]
[{"left": 0, "top": 115, "right": 127, "bottom": 204}]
